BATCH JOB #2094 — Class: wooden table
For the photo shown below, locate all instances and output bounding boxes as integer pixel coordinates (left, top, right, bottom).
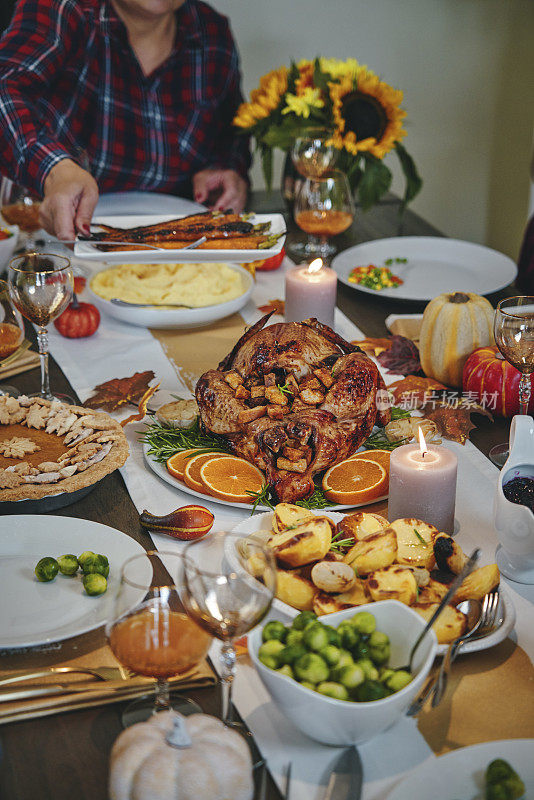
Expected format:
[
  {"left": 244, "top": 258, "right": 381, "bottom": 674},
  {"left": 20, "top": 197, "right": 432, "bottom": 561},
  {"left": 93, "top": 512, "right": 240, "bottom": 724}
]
[{"left": 0, "top": 191, "right": 515, "bottom": 800}]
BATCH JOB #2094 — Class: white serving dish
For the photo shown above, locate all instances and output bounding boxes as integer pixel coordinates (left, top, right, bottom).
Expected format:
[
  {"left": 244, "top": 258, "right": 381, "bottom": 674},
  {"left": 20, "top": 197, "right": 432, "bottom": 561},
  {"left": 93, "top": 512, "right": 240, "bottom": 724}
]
[
  {"left": 75, "top": 212, "right": 286, "bottom": 263},
  {"left": 0, "top": 223, "right": 19, "bottom": 269},
  {"left": 87, "top": 262, "right": 254, "bottom": 329},
  {"left": 248, "top": 600, "right": 437, "bottom": 746}
]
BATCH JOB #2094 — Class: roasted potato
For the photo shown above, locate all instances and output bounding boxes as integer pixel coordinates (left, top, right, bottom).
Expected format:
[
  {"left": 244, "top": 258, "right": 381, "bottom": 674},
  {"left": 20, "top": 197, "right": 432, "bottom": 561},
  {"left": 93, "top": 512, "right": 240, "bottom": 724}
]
[
  {"left": 268, "top": 517, "right": 333, "bottom": 568},
  {"left": 412, "top": 602, "right": 468, "bottom": 644},
  {"left": 389, "top": 518, "right": 438, "bottom": 570},
  {"left": 453, "top": 564, "right": 500, "bottom": 603},
  {"left": 417, "top": 577, "right": 450, "bottom": 604},
  {"left": 367, "top": 566, "right": 418, "bottom": 605},
  {"left": 275, "top": 568, "right": 316, "bottom": 611},
  {"left": 335, "top": 511, "right": 388, "bottom": 542},
  {"left": 312, "top": 579, "right": 369, "bottom": 615},
  {"left": 342, "top": 528, "right": 397, "bottom": 574},
  {"left": 311, "top": 560, "right": 356, "bottom": 593},
  {"left": 272, "top": 503, "right": 315, "bottom": 534},
  {"left": 433, "top": 534, "right": 468, "bottom": 574}
]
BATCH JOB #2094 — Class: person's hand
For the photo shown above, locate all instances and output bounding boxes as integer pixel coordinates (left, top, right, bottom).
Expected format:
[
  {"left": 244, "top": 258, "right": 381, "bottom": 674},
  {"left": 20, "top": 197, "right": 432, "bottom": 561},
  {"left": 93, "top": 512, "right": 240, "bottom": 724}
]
[
  {"left": 41, "top": 159, "right": 99, "bottom": 240},
  {"left": 193, "top": 168, "right": 247, "bottom": 213}
]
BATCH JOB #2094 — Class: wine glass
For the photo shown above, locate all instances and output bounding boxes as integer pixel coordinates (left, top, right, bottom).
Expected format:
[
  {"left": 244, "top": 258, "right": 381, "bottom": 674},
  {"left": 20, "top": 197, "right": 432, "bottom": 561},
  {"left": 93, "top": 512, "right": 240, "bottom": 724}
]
[
  {"left": 489, "top": 295, "right": 534, "bottom": 466},
  {"left": 181, "top": 532, "right": 276, "bottom": 728},
  {"left": 0, "top": 179, "right": 42, "bottom": 251},
  {"left": 107, "top": 550, "right": 212, "bottom": 727},
  {"left": 291, "top": 129, "right": 337, "bottom": 179},
  {"left": 8, "top": 253, "right": 73, "bottom": 402},
  {"left": 0, "top": 279, "right": 26, "bottom": 397},
  {"left": 293, "top": 169, "right": 355, "bottom": 259}
]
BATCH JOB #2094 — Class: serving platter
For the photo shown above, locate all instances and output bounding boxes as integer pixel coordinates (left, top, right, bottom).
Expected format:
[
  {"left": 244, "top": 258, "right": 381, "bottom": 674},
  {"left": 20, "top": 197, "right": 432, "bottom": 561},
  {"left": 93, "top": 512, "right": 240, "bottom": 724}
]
[
  {"left": 142, "top": 442, "right": 388, "bottom": 513},
  {"left": 332, "top": 236, "right": 517, "bottom": 301},
  {"left": 231, "top": 510, "right": 515, "bottom": 656},
  {"left": 87, "top": 262, "right": 254, "bottom": 329},
  {"left": 0, "top": 516, "right": 147, "bottom": 648},
  {"left": 74, "top": 212, "right": 287, "bottom": 263},
  {"left": 386, "top": 739, "right": 534, "bottom": 800}
]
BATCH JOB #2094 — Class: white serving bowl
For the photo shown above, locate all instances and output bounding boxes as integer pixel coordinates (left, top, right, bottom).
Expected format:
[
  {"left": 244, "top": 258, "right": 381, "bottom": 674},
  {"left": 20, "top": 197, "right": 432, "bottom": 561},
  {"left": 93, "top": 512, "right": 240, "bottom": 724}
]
[
  {"left": 0, "top": 224, "right": 19, "bottom": 270},
  {"left": 248, "top": 600, "right": 437, "bottom": 746},
  {"left": 87, "top": 262, "right": 254, "bottom": 329}
]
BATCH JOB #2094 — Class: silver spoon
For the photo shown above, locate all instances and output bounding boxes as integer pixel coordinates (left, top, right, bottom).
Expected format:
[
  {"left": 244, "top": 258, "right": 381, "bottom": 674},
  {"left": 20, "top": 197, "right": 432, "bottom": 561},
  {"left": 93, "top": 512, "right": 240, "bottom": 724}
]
[
  {"left": 110, "top": 298, "right": 194, "bottom": 309},
  {"left": 430, "top": 598, "right": 483, "bottom": 707}
]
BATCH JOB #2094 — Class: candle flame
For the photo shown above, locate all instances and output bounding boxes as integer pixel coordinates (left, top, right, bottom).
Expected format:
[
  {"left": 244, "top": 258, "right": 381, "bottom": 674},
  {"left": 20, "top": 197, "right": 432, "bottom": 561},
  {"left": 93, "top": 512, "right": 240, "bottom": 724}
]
[
  {"left": 418, "top": 426, "right": 428, "bottom": 457},
  {"left": 308, "top": 258, "right": 323, "bottom": 274}
]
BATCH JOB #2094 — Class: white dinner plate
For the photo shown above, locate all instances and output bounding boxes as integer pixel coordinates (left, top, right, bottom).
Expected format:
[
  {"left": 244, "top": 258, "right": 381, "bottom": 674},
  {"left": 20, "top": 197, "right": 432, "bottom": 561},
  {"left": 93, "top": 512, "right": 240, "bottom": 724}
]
[
  {"left": 142, "top": 443, "right": 388, "bottom": 513},
  {"left": 332, "top": 236, "right": 517, "bottom": 301},
  {"left": 87, "top": 262, "right": 254, "bottom": 329},
  {"left": 386, "top": 739, "right": 533, "bottom": 800},
  {"left": 74, "top": 212, "right": 286, "bottom": 263},
  {"left": 231, "top": 510, "right": 516, "bottom": 655},
  {"left": 0, "top": 515, "right": 147, "bottom": 649}
]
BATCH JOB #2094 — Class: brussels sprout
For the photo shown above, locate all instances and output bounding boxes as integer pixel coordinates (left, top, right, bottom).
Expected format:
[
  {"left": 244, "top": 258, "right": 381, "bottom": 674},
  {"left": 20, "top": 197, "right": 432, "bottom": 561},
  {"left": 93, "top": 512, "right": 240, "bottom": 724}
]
[
  {"left": 379, "top": 667, "right": 395, "bottom": 684},
  {"left": 292, "top": 611, "right": 317, "bottom": 631},
  {"left": 318, "top": 644, "right": 341, "bottom": 667},
  {"left": 369, "top": 641, "right": 391, "bottom": 666},
  {"left": 81, "top": 553, "right": 109, "bottom": 577},
  {"left": 339, "top": 626, "right": 359, "bottom": 651},
  {"left": 324, "top": 625, "right": 341, "bottom": 646},
  {"left": 258, "top": 639, "right": 285, "bottom": 667},
  {"left": 82, "top": 573, "right": 107, "bottom": 596},
  {"left": 57, "top": 554, "right": 79, "bottom": 577},
  {"left": 486, "top": 760, "right": 516, "bottom": 785},
  {"left": 300, "top": 681, "right": 315, "bottom": 691},
  {"left": 294, "top": 652, "right": 329, "bottom": 685},
  {"left": 354, "top": 640, "right": 371, "bottom": 660},
  {"left": 369, "top": 630, "right": 389, "bottom": 648},
  {"left": 337, "top": 649, "right": 354, "bottom": 669},
  {"left": 279, "top": 643, "right": 307, "bottom": 665},
  {"left": 337, "top": 664, "right": 365, "bottom": 691},
  {"left": 303, "top": 623, "right": 329, "bottom": 652},
  {"left": 34, "top": 557, "right": 59, "bottom": 582},
  {"left": 262, "top": 621, "right": 287, "bottom": 643},
  {"left": 486, "top": 760, "right": 525, "bottom": 800},
  {"left": 355, "top": 679, "right": 389, "bottom": 702},
  {"left": 356, "top": 658, "right": 379, "bottom": 681},
  {"left": 351, "top": 611, "right": 376, "bottom": 635},
  {"left": 316, "top": 682, "right": 349, "bottom": 701},
  {"left": 275, "top": 664, "right": 294, "bottom": 679},
  {"left": 78, "top": 550, "right": 96, "bottom": 569},
  {"left": 286, "top": 629, "right": 304, "bottom": 647},
  {"left": 386, "top": 670, "right": 412, "bottom": 693}
]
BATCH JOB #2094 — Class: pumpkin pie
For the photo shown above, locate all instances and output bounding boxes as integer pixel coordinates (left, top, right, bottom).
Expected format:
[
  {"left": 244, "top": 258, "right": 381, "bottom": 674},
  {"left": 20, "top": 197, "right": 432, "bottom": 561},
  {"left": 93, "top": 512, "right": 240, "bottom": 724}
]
[{"left": 0, "top": 395, "right": 129, "bottom": 502}]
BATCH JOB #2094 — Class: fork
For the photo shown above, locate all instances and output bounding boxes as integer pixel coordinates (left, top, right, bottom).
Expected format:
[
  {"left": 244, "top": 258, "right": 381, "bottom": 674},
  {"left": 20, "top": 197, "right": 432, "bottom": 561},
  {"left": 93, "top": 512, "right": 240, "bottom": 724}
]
[{"left": 0, "top": 665, "right": 130, "bottom": 687}]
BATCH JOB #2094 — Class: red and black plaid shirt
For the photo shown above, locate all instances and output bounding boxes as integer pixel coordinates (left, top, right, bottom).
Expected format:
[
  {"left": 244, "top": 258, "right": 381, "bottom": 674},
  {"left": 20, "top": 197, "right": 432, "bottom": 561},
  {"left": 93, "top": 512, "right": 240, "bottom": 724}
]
[{"left": 0, "top": 0, "right": 250, "bottom": 197}]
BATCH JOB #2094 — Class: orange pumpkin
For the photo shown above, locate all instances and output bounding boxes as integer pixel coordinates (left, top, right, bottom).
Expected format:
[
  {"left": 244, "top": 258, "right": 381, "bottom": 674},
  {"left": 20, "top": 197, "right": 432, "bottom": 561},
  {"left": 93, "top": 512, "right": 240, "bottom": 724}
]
[
  {"left": 54, "top": 295, "right": 100, "bottom": 338},
  {"left": 462, "top": 345, "right": 534, "bottom": 416}
]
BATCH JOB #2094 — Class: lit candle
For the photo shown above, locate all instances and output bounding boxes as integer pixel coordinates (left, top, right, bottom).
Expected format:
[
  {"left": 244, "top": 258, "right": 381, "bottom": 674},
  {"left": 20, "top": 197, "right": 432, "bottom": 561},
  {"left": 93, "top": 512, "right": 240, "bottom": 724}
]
[
  {"left": 285, "top": 258, "right": 337, "bottom": 329},
  {"left": 387, "top": 429, "right": 458, "bottom": 534}
]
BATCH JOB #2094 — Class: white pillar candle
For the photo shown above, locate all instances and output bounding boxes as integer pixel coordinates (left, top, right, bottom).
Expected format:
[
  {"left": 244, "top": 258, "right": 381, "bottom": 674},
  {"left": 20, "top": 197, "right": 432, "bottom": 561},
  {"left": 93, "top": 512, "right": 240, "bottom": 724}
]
[
  {"left": 285, "top": 258, "right": 337, "bottom": 329},
  {"left": 387, "top": 432, "right": 458, "bottom": 534}
]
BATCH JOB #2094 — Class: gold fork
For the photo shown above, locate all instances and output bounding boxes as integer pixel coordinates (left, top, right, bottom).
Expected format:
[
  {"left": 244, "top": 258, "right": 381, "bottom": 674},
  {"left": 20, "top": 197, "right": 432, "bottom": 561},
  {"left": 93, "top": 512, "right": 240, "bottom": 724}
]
[{"left": 0, "top": 665, "right": 130, "bottom": 687}]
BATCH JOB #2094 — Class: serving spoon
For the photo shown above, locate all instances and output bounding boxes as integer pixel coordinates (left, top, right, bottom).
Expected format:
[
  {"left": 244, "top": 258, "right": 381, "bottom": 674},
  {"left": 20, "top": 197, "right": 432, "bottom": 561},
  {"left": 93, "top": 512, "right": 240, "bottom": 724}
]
[{"left": 110, "top": 298, "right": 194, "bottom": 309}]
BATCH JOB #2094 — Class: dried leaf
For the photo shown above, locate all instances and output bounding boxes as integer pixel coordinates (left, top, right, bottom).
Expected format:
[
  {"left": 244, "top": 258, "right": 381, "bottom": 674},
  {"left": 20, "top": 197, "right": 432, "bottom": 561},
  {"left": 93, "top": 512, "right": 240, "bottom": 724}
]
[
  {"left": 121, "top": 382, "right": 161, "bottom": 427},
  {"left": 258, "top": 299, "right": 285, "bottom": 315},
  {"left": 388, "top": 375, "right": 448, "bottom": 408},
  {"left": 420, "top": 399, "right": 493, "bottom": 444},
  {"left": 85, "top": 370, "right": 156, "bottom": 411},
  {"left": 376, "top": 335, "right": 422, "bottom": 376},
  {"left": 352, "top": 337, "right": 392, "bottom": 357}
]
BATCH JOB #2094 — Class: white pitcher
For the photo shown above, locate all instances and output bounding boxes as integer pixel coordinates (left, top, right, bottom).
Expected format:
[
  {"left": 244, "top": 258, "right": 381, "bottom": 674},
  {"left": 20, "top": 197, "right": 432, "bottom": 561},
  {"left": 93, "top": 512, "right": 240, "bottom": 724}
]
[{"left": 493, "top": 415, "right": 534, "bottom": 583}]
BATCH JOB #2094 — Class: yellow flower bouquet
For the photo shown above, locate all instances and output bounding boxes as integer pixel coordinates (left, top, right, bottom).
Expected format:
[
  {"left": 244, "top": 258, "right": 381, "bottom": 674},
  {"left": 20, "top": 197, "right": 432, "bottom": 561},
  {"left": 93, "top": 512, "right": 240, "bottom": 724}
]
[{"left": 234, "top": 57, "right": 422, "bottom": 211}]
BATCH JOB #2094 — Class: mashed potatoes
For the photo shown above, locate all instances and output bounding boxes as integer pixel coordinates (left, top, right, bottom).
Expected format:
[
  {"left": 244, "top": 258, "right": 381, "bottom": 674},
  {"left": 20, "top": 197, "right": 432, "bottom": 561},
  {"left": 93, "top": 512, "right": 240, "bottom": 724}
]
[{"left": 90, "top": 262, "right": 246, "bottom": 307}]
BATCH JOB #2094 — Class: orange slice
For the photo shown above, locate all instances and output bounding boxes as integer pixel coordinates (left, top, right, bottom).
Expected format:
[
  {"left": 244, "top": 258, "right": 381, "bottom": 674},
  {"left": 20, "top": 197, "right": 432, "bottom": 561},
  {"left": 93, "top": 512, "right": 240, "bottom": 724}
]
[
  {"left": 166, "top": 448, "right": 203, "bottom": 481},
  {"left": 348, "top": 449, "right": 391, "bottom": 477},
  {"left": 322, "top": 458, "right": 387, "bottom": 505},
  {"left": 183, "top": 452, "right": 221, "bottom": 493},
  {"left": 199, "top": 455, "right": 265, "bottom": 503}
]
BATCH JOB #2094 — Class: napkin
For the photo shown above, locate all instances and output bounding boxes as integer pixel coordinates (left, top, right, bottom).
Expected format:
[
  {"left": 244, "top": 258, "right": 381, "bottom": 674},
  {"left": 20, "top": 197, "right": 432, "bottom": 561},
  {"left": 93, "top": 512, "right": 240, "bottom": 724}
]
[{"left": 0, "top": 348, "right": 40, "bottom": 380}]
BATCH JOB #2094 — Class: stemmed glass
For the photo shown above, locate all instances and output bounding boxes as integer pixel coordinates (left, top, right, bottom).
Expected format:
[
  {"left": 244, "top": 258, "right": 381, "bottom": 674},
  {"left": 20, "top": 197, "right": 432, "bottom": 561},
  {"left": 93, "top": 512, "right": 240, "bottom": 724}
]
[
  {"left": 8, "top": 253, "right": 73, "bottom": 402},
  {"left": 107, "top": 550, "right": 212, "bottom": 727},
  {"left": 293, "top": 169, "right": 355, "bottom": 259},
  {"left": 489, "top": 296, "right": 534, "bottom": 466},
  {"left": 291, "top": 129, "right": 337, "bottom": 179},
  {"left": 181, "top": 532, "right": 276, "bottom": 727},
  {"left": 0, "top": 179, "right": 42, "bottom": 252},
  {"left": 0, "top": 279, "right": 26, "bottom": 397}
]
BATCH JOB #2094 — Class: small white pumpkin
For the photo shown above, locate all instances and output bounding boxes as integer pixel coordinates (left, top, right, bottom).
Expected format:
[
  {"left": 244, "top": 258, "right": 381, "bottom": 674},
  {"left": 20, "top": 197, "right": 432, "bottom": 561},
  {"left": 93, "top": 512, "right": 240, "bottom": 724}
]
[{"left": 109, "top": 712, "right": 254, "bottom": 800}]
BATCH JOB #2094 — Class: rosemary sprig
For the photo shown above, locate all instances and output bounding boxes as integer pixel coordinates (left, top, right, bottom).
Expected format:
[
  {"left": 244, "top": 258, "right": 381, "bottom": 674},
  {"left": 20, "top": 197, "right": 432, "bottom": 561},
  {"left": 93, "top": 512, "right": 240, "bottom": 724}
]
[
  {"left": 330, "top": 530, "right": 355, "bottom": 554},
  {"left": 294, "top": 487, "right": 336, "bottom": 510},
  {"left": 277, "top": 382, "right": 294, "bottom": 396},
  {"left": 139, "top": 420, "right": 228, "bottom": 463},
  {"left": 363, "top": 431, "right": 409, "bottom": 451},
  {"left": 390, "top": 406, "right": 411, "bottom": 420},
  {"left": 413, "top": 528, "right": 430, "bottom": 547},
  {"left": 246, "top": 484, "right": 276, "bottom": 513}
]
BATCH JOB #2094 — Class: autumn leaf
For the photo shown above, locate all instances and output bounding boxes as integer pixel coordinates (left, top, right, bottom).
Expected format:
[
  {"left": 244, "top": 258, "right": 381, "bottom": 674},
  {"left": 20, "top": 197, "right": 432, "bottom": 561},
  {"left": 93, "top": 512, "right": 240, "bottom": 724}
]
[
  {"left": 376, "top": 335, "right": 422, "bottom": 376},
  {"left": 85, "top": 370, "right": 156, "bottom": 411},
  {"left": 258, "top": 299, "right": 285, "bottom": 315},
  {"left": 121, "top": 382, "right": 161, "bottom": 427},
  {"left": 420, "top": 399, "right": 493, "bottom": 444},
  {"left": 352, "top": 337, "right": 392, "bottom": 357},
  {"left": 389, "top": 375, "right": 448, "bottom": 408}
]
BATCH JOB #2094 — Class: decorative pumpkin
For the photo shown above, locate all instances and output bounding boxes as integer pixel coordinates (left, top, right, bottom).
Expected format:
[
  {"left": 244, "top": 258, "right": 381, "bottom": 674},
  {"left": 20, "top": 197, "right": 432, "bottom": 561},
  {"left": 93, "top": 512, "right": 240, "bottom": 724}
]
[
  {"left": 463, "top": 345, "right": 534, "bottom": 416},
  {"left": 419, "top": 292, "right": 494, "bottom": 387},
  {"left": 54, "top": 294, "right": 100, "bottom": 338},
  {"left": 109, "top": 712, "right": 254, "bottom": 800}
]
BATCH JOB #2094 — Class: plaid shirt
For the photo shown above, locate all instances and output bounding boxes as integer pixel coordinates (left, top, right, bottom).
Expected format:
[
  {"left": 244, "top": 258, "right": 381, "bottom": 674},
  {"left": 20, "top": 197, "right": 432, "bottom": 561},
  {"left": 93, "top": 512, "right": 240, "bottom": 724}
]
[{"left": 0, "top": 0, "right": 250, "bottom": 197}]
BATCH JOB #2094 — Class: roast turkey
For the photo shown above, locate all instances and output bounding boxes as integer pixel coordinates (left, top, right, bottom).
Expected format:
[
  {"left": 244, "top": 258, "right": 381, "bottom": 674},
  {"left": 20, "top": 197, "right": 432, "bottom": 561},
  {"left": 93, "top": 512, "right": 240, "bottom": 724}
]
[{"left": 196, "top": 315, "right": 391, "bottom": 502}]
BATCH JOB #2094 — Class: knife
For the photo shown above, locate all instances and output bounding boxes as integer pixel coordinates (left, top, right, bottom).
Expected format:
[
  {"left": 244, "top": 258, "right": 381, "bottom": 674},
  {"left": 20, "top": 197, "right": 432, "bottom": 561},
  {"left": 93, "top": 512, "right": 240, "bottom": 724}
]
[
  {"left": 0, "top": 682, "right": 130, "bottom": 703},
  {"left": 323, "top": 746, "right": 363, "bottom": 800}
]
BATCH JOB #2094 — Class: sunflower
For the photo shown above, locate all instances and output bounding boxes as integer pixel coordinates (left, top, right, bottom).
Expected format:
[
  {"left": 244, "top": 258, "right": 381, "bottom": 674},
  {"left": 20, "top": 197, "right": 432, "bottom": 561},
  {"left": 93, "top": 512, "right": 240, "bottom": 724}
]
[
  {"left": 282, "top": 87, "right": 324, "bottom": 118},
  {"left": 233, "top": 67, "right": 288, "bottom": 128},
  {"left": 329, "top": 69, "right": 406, "bottom": 159},
  {"left": 319, "top": 57, "right": 366, "bottom": 81}
]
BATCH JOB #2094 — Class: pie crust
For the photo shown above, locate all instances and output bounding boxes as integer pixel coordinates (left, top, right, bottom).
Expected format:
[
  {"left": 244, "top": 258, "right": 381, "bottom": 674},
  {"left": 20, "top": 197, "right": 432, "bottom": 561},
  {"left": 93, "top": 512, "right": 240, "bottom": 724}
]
[{"left": 0, "top": 396, "right": 129, "bottom": 502}]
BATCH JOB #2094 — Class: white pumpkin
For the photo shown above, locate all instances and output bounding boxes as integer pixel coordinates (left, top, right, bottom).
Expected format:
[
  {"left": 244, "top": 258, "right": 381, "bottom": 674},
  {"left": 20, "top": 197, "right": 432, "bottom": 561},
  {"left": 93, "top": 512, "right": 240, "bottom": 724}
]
[{"left": 109, "top": 712, "right": 254, "bottom": 800}]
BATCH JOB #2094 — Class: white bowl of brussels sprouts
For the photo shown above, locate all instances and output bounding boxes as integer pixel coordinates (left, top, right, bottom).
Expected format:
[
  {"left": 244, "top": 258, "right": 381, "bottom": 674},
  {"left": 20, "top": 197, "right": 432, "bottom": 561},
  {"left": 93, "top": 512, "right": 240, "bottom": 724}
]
[{"left": 249, "top": 600, "right": 437, "bottom": 746}]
